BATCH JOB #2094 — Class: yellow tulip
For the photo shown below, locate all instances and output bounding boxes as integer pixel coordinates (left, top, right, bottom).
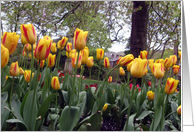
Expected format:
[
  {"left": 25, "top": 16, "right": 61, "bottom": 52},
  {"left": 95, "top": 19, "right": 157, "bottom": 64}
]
[
  {"left": 6, "top": 76, "right": 9, "bottom": 81},
  {"left": 40, "top": 60, "right": 45, "bottom": 68},
  {"left": 119, "top": 67, "right": 125, "bottom": 76},
  {"left": 118, "top": 54, "right": 134, "bottom": 66},
  {"left": 73, "top": 28, "right": 88, "bottom": 51},
  {"left": 20, "top": 24, "right": 37, "bottom": 45},
  {"left": 57, "top": 41, "right": 64, "bottom": 50},
  {"left": 21, "top": 34, "right": 28, "bottom": 45},
  {"left": 96, "top": 48, "right": 104, "bottom": 60},
  {"left": 2, "top": 32, "right": 20, "bottom": 55},
  {"left": 66, "top": 42, "right": 72, "bottom": 52},
  {"left": 178, "top": 51, "right": 181, "bottom": 59},
  {"left": 47, "top": 53, "right": 56, "bottom": 67},
  {"left": 148, "top": 59, "right": 154, "bottom": 66},
  {"left": 1, "top": 44, "right": 9, "bottom": 68},
  {"left": 86, "top": 56, "right": 94, "bottom": 68},
  {"left": 140, "top": 50, "right": 148, "bottom": 59},
  {"left": 147, "top": 91, "right": 154, "bottom": 100},
  {"left": 22, "top": 50, "right": 27, "bottom": 57},
  {"left": 144, "top": 69, "right": 148, "bottom": 75},
  {"left": 102, "top": 103, "right": 108, "bottom": 111},
  {"left": 155, "top": 59, "right": 164, "bottom": 64},
  {"left": 24, "top": 70, "right": 34, "bottom": 82},
  {"left": 9, "top": 61, "right": 19, "bottom": 76},
  {"left": 51, "top": 76, "right": 60, "bottom": 90},
  {"left": 34, "top": 37, "right": 52, "bottom": 60},
  {"left": 165, "top": 78, "right": 179, "bottom": 95},
  {"left": 81, "top": 48, "right": 89, "bottom": 64},
  {"left": 66, "top": 51, "right": 72, "bottom": 58},
  {"left": 43, "top": 36, "right": 52, "bottom": 41},
  {"left": 19, "top": 67, "right": 24, "bottom": 75},
  {"left": 177, "top": 105, "right": 181, "bottom": 115},
  {"left": 116, "top": 57, "right": 122, "bottom": 65},
  {"left": 108, "top": 76, "right": 112, "bottom": 83},
  {"left": 51, "top": 43, "right": 57, "bottom": 53},
  {"left": 71, "top": 53, "right": 82, "bottom": 68},
  {"left": 127, "top": 61, "right": 134, "bottom": 72},
  {"left": 131, "top": 58, "right": 147, "bottom": 78},
  {"left": 153, "top": 63, "right": 165, "bottom": 79},
  {"left": 173, "top": 65, "right": 180, "bottom": 74},
  {"left": 84, "top": 47, "right": 89, "bottom": 56},
  {"left": 29, "top": 51, "right": 35, "bottom": 59},
  {"left": 104, "top": 57, "right": 110, "bottom": 68},
  {"left": 170, "top": 55, "right": 177, "bottom": 65},
  {"left": 149, "top": 63, "right": 154, "bottom": 75},
  {"left": 164, "top": 57, "right": 173, "bottom": 68}
]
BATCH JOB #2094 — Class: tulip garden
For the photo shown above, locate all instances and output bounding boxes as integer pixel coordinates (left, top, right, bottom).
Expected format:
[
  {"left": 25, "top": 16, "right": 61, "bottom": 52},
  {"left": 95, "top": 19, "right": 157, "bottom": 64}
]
[{"left": 1, "top": 24, "right": 181, "bottom": 131}]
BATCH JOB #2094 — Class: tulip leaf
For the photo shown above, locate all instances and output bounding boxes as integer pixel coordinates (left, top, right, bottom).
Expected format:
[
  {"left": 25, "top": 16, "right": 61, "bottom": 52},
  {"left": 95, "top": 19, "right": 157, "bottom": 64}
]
[
  {"left": 136, "top": 110, "right": 154, "bottom": 120},
  {"left": 150, "top": 106, "right": 163, "bottom": 131},
  {"left": 86, "top": 111, "right": 102, "bottom": 131},
  {"left": 1, "top": 92, "right": 9, "bottom": 131},
  {"left": 77, "top": 91, "right": 87, "bottom": 119},
  {"left": 77, "top": 123, "right": 89, "bottom": 131},
  {"left": 59, "top": 106, "right": 80, "bottom": 131},
  {"left": 97, "top": 91, "right": 107, "bottom": 112},
  {"left": 40, "top": 67, "right": 46, "bottom": 85},
  {"left": 41, "top": 80, "right": 49, "bottom": 103},
  {"left": 23, "top": 90, "right": 37, "bottom": 131},
  {"left": 20, "top": 91, "right": 30, "bottom": 118},
  {"left": 123, "top": 113, "right": 137, "bottom": 131},
  {"left": 11, "top": 94, "right": 23, "bottom": 121},
  {"left": 107, "top": 87, "right": 115, "bottom": 104},
  {"left": 6, "top": 119, "right": 29, "bottom": 131}
]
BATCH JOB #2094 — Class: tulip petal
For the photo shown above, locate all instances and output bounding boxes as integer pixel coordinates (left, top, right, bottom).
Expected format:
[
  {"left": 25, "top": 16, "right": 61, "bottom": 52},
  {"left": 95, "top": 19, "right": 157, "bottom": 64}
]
[
  {"left": 22, "top": 25, "right": 29, "bottom": 42},
  {"left": 2, "top": 32, "right": 7, "bottom": 45}
]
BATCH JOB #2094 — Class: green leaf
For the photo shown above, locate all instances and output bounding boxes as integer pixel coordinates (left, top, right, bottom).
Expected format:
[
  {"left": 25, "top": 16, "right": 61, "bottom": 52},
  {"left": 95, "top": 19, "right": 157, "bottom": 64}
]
[
  {"left": 11, "top": 94, "right": 23, "bottom": 121},
  {"left": 123, "top": 113, "right": 137, "bottom": 131},
  {"left": 77, "top": 91, "right": 87, "bottom": 119},
  {"left": 77, "top": 123, "right": 90, "bottom": 131},
  {"left": 86, "top": 111, "right": 102, "bottom": 131},
  {"left": 1, "top": 92, "right": 9, "bottom": 130},
  {"left": 152, "top": 106, "right": 163, "bottom": 131},
  {"left": 41, "top": 80, "right": 49, "bottom": 103},
  {"left": 136, "top": 110, "right": 154, "bottom": 121},
  {"left": 23, "top": 90, "right": 37, "bottom": 131},
  {"left": 20, "top": 91, "right": 30, "bottom": 118},
  {"left": 6, "top": 119, "right": 29, "bottom": 130},
  {"left": 59, "top": 106, "right": 80, "bottom": 131},
  {"left": 139, "top": 123, "right": 149, "bottom": 131},
  {"left": 107, "top": 87, "right": 115, "bottom": 104}
]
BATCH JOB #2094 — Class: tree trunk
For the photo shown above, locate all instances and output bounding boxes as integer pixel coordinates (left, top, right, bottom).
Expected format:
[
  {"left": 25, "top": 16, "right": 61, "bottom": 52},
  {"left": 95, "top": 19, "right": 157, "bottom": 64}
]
[
  {"left": 174, "top": 33, "right": 179, "bottom": 65},
  {"left": 130, "top": 1, "right": 148, "bottom": 86}
]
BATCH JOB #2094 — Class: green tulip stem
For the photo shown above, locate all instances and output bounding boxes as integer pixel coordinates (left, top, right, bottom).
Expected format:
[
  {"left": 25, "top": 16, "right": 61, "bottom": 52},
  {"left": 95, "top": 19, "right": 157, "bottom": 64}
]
[
  {"left": 9, "top": 76, "right": 14, "bottom": 109},
  {"left": 78, "top": 65, "right": 84, "bottom": 103},
  {"left": 97, "top": 60, "right": 101, "bottom": 89},
  {"left": 165, "top": 111, "right": 177, "bottom": 119},
  {"left": 89, "top": 67, "right": 91, "bottom": 86},
  {"left": 116, "top": 66, "right": 119, "bottom": 89},
  {"left": 58, "top": 48, "right": 62, "bottom": 70},
  {"left": 125, "top": 77, "right": 137, "bottom": 131},
  {"left": 55, "top": 91, "right": 58, "bottom": 114},
  {"left": 160, "top": 94, "right": 169, "bottom": 130},
  {"left": 127, "top": 71, "right": 130, "bottom": 88},
  {"left": 18, "top": 46, "right": 25, "bottom": 67},
  {"left": 29, "top": 44, "right": 34, "bottom": 91}
]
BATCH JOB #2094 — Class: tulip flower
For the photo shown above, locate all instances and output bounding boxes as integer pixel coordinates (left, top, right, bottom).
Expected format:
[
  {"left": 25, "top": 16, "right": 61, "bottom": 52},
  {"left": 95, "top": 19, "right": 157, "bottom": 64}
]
[
  {"left": 40, "top": 60, "right": 45, "bottom": 68},
  {"left": 153, "top": 63, "right": 165, "bottom": 78},
  {"left": 147, "top": 81, "right": 151, "bottom": 87},
  {"left": 9, "top": 61, "right": 19, "bottom": 76},
  {"left": 177, "top": 105, "right": 181, "bottom": 115},
  {"left": 131, "top": 58, "right": 148, "bottom": 78},
  {"left": 147, "top": 91, "right": 154, "bottom": 100},
  {"left": 116, "top": 57, "right": 122, "bottom": 65},
  {"left": 108, "top": 76, "right": 112, "bottom": 83},
  {"left": 84, "top": 47, "right": 89, "bottom": 56},
  {"left": 155, "top": 59, "right": 164, "bottom": 64},
  {"left": 24, "top": 70, "right": 34, "bottom": 82},
  {"left": 34, "top": 37, "right": 52, "bottom": 60},
  {"left": 66, "top": 42, "right": 72, "bottom": 52},
  {"left": 57, "top": 41, "right": 64, "bottom": 50},
  {"left": 2, "top": 32, "right": 20, "bottom": 55},
  {"left": 22, "top": 50, "right": 27, "bottom": 56},
  {"left": 1, "top": 44, "right": 9, "bottom": 68},
  {"left": 51, "top": 43, "right": 57, "bottom": 53},
  {"left": 140, "top": 50, "right": 148, "bottom": 59},
  {"left": 144, "top": 69, "right": 148, "bottom": 75},
  {"left": 164, "top": 57, "right": 173, "bottom": 68},
  {"left": 21, "top": 34, "right": 28, "bottom": 45},
  {"left": 6, "top": 76, "right": 9, "bottom": 81},
  {"left": 104, "top": 57, "right": 110, "bottom": 68},
  {"left": 29, "top": 51, "right": 35, "bottom": 59},
  {"left": 165, "top": 78, "right": 179, "bottom": 94},
  {"left": 19, "top": 67, "right": 24, "bottom": 75},
  {"left": 20, "top": 24, "right": 37, "bottom": 44},
  {"left": 96, "top": 48, "right": 104, "bottom": 60},
  {"left": 51, "top": 76, "right": 60, "bottom": 90},
  {"left": 170, "top": 55, "right": 177, "bottom": 65},
  {"left": 118, "top": 54, "right": 134, "bottom": 66},
  {"left": 47, "top": 53, "right": 56, "bottom": 67},
  {"left": 119, "top": 67, "right": 125, "bottom": 76},
  {"left": 126, "top": 61, "right": 134, "bottom": 72},
  {"left": 71, "top": 53, "right": 82, "bottom": 68},
  {"left": 59, "top": 37, "right": 68, "bottom": 47},
  {"left": 178, "top": 51, "right": 181, "bottom": 59},
  {"left": 103, "top": 103, "right": 108, "bottom": 111},
  {"left": 173, "top": 65, "right": 180, "bottom": 74},
  {"left": 66, "top": 51, "right": 72, "bottom": 58},
  {"left": 43, "top": 35, "right": 52, "bottom": 40},
  {"left": 38, "top": 74, "right": 41, "bottom": 81},
  {"left": 81, "top": 48, "right": 89, "bottom": 64},
  {"left": 148, "top": 59, "right": 154, "bottom": 66},
  {"left": 73, "top": 28, "right": 88, "bottom": 51},
  {"left": 86, "top": 56, "right": 94, "bottom": 68}
]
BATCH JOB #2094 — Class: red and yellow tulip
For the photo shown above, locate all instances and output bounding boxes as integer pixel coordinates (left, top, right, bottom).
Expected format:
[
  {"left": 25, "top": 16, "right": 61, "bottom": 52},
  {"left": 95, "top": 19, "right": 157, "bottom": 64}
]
[
  {"left": 165, "top": 78, "right": 179, "bottom": 95},
  {"left": 47, "top": 53, "right": 56, "bottom": 67},
  {"left": 51, "top": 76, "right": 60, "bottom": 90},
  {"left": 153, "top": 63, "right": 165, "bottom": 78},
  {"left": 118, "top": 54, "right": 134, "bottom": 66},
  {"left": 51, "top": 43, "right": 57, "bottom": 53},
  {"left": 86, "top": 56, "right": 94, "bottom": 68},
  {"left": 59, "top": 37, "right": 68, "bottom": 47},
  {"left": 9, "top": 61, "right": 19, "bottom": 76},
  {"left": 173, "top": 65, "right": 180, "bottom": 74},
  {"left": 108, "top": 76, "right": 112, "bottom": 83},
  {"left": 147, "top": 91, "right": 154, "bottom": 100},
  {"left": 1, "top": 44, "right": 9, "bottom": 68},
  {"left": 96, "top": 48, "right": 104, "bottom": 60},
  {"left": 104, "top": 57, "right": 110, "bottom": 68},
  {"left": 81, "top": 48, "right": 89, "bottom": 64},
  {"left": 24, "top": 70, "right": 34, "bottom": 83},
  {"left": 66, "top": 42, "right": 72, "bottom": 52},
  {"left": 131, "top": 58, "right": 147, "bottom": 78},
  {"left": 177, "top": 105, "right": 181, "bottom": 115},
  {"left": 170, "top": 55, "right": 177, "bottom": 65},
  {"left": 140, "top": 50, "right": 148, "bottom": 59},
  {"left": 73, "top": 28, "right": 88, "bottom": 51},
  {"left": 19, "top": 67, "right": 24, "bottom": 75},
  {"left": 119, "top": 67, "right": 125, "bottom": 76}
]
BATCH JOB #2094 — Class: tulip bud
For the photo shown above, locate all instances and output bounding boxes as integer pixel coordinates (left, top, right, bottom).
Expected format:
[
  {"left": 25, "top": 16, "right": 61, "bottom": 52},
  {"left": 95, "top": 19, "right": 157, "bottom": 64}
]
[
  {"left": 102, "top": 103, "right": 108, "bottom": 111},
  {"left": 34, "top": 37, "right": 52, "bottom": 60},
  {"left": 153, "top": 63, "right": 165, "bottom": 79},
  {"left": 51, "top": 76, "right": 60, "bottom": 90},
  {"left": 147, "top": 91, "right": 154, "bottom": 100},
  {"left": 164, "top": 57, "right": 173, "bottom": 68},
  {"left": 1, "top": 44, "right": 9, "bottom": 68},
  {"left": 66, "top": 42, "right": 72, "bottom": 52},
  {"left": 47, "top": 53, "right": 56, "bottom": 67},
  {"left": 126, "top": 61, "right": 134, "bottom": 72},
  {"left": 177, "top": 105, "right": 181, "bottom": 115},
  {"left": 173, "top": 65, "right": 180, "bottom": 75},
  {"left": 118, "top": 54, "right": 134, "bottom": 66},
  {"left": 19, "top": 67, "right": 24, "bottom": 75},
  {"left": 51, "top": 43, "right": 57, "bottom": 53},
  {"left": 9, "top": 61, "right": 19, "bottom": 76},
  {"left": 140, "top": 50, "right": 148, "bottom": 59},
  {"left": 169, "top": 55, "right": 177, "bottom": 65},
  {"left": 119, "top": 67, "right": 125, "bottom": 76},
  {"left": 24, "top": 70, "right": 34, "bottom": 82},
  {"left": 86, "top": 56, "right": 94, "bottom": 68},
  {"left": 57, "top": 41, "right": 64, "bottom": 50},
  {"left": 71, "top": 53, "right": 82, "bottom": 68},
  {"left": 2, "top": 32, "right": 20, "bottom": 55},
  {"left": 96, "top": 48, "right": 104, "bottom": 60},
  {"left": 21, "top": 34, "right": 28, "bottom": 45},
  {"left": 20, "top": 24, "right": 37, "bottom": 45},
  {"left": 165, "top": 78, "right": 179, "bottom": 95},
  {"left": 73, "top": 28, "right": 88, "bottom": 51},
  {"left": 131, "top": 58, "right": 148, "bottom": 78},
  {"left": 178, "top": 51, "right": 181, "bottom": 59},
  {"left": 81, "top": 48, "right": 89, "bottom": 64},
  {"left": 104, "top": 57, "right": 110, "bottom": 68},
  {"left": 116, "top": 57, "right": 122, "bottom": 65},
  {"left": 108, "top": 76, "right": 112, "bottom": 83}
]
